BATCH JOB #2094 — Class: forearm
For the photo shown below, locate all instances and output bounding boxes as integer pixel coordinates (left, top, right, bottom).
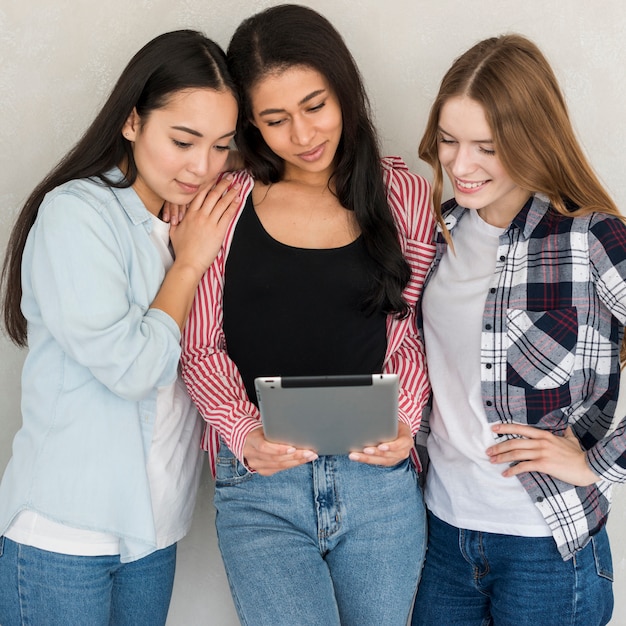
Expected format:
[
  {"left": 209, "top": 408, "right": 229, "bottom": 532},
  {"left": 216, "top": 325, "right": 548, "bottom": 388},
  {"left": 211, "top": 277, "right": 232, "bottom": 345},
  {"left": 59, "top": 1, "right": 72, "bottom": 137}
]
[
  {"left": 384, "top": 321, "right": 430, "bottom": 435},
  {"left": 150, "top": 262, "right": 205, "bottom": 331}
]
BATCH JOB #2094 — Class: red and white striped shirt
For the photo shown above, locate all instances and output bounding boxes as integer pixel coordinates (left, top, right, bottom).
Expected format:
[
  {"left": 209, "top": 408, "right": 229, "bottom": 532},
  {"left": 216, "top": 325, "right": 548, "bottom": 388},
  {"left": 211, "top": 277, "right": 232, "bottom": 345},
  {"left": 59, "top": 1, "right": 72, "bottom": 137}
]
[{"left": 181, "top": 156, "right": 436, "bottom": 475}]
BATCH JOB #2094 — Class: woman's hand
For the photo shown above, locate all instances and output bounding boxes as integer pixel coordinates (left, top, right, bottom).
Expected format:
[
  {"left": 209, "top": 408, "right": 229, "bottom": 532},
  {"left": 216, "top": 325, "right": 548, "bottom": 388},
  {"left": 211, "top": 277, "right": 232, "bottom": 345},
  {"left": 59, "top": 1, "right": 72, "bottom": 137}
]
[
  {"left": 169, "top": 175, "right": 240, "bottom": 277},
  {"left": 348, "top": 421, "right": 414, "bottom": 466},
  {"left": 487, "top": 423, "right": 599, "bottom": 486},
  {"left": 242, "top": 427, "right": 318, "bottom": 476},
  {"left": 161, "top": 202, "right": 188, "bottom": 226},
  {"left": 149, "top": 176, "right": 241, "bottom": 330}
]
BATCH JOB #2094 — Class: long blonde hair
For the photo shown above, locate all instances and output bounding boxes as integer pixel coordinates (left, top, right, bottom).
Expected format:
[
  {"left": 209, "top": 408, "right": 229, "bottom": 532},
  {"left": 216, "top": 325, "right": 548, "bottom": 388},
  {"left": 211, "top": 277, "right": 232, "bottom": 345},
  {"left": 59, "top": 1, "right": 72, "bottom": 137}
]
[{"left": 419, "top": 34, "right": 625, "bottom": 361}]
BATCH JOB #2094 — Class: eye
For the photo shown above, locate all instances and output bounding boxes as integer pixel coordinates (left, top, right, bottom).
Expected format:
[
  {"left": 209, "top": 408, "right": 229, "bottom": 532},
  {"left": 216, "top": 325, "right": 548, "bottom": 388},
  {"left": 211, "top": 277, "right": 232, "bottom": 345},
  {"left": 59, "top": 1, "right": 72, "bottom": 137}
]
[
  {"left": 438, "top": 136, "right": 456, "bottom": 145},
  {"left": 308, "top": 102, "right": 326, "bottom": 113},
  {"left": 479, "top": 146, "right": 496, "bottom": 156},
  {"left": 265, "top": 118, "right": 286, "bottom": 127},
  {"left": 173, "top": 139, "right": 192, "bottom": 149},
  {"left": 214, "top": 145, "right": 231, "bottom": 152}
]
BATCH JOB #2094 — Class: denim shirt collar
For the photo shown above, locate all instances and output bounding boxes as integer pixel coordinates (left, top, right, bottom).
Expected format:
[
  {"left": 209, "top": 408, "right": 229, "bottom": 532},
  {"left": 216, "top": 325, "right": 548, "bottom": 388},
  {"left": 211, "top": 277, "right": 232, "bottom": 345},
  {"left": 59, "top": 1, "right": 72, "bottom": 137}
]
[{"left": 100, "top": 167, "right": 154, "bottom": 229}]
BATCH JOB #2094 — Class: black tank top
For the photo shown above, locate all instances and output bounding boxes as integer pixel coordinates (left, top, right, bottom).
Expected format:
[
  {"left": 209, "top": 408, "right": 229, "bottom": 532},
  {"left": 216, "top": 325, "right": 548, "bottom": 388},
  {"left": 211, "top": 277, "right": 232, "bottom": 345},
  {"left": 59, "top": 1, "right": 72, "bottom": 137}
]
[{"left": 223, "top": 196, "right": 387, "bottom": 403}]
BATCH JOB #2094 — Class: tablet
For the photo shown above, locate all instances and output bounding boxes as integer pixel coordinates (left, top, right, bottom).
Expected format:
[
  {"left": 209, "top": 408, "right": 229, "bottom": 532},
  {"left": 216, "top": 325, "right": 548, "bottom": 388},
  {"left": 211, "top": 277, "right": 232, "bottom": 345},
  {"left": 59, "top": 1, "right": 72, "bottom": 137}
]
[{"left": 254, "top": 374, "right": 399, "bottom": 455}]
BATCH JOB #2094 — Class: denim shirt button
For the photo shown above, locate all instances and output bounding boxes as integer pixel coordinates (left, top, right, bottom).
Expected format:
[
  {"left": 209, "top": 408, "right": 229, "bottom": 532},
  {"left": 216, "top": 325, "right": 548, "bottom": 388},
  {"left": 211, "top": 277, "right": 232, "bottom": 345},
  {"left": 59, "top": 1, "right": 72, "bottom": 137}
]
[
  {"left": 536, "top": 496, "right": 544, "bottom": 503},
  {"left": 486, "top": 400, "right": 493, "bottom": 407}
]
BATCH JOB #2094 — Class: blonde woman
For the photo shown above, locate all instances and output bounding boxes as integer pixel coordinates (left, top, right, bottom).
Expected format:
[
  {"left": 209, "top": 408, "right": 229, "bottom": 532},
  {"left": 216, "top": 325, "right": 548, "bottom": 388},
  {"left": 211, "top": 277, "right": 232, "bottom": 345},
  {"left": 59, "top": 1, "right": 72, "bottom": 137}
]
[{"left": 412, "top": 34, "right": 624, "bottom": 626}]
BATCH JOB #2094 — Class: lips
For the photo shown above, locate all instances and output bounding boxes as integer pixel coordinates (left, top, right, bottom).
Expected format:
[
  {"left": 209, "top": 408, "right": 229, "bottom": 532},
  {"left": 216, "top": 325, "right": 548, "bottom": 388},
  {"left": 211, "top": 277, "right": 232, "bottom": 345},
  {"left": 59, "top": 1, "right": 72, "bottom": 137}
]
[
  {"left": 455, "top": 178, "right": 488, "bottom": 192},
  {"left": 297, "top": 142, "right": 326, "bottom": 162},
  {"left": 176, "top": 180, "right": 201, "bottom": 194}
]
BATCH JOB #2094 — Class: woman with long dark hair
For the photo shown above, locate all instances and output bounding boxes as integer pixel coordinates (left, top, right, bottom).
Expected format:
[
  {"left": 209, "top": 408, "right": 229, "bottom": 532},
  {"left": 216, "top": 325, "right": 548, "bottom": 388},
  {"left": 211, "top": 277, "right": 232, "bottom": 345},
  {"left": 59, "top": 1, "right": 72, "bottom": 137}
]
[
  {"left": 0, "top": 30, "right": 240, "bottom": 625},
  {"left": 181, "top": 6, "right": 435, "bottom": 625}
]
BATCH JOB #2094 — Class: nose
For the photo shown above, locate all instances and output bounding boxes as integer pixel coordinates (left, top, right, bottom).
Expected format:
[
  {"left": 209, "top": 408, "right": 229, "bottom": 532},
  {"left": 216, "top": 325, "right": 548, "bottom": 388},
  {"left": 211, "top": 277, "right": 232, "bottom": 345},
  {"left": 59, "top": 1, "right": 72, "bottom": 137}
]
[
  {"left": 449, "top": 144, "right": 478, "bottom": 178},
  {"left": 187, "top": 150, "right": 227, "bottom": 181},
  {"left": 290, "top": 115, "right": 315, "bottom": 146}
]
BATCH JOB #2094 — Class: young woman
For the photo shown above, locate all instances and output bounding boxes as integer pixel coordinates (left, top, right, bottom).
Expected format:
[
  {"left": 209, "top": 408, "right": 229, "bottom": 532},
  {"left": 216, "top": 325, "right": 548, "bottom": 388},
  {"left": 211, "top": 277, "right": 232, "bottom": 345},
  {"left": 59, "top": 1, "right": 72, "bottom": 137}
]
[
  {"left": 0, "top": 30, "right": 240, "bottom": 625},
  {"left": 411, "top": 34, "right": 625, "bottom": 626},
  {"left": 181, "top": 5, "right": 435, "bottom": 625}
]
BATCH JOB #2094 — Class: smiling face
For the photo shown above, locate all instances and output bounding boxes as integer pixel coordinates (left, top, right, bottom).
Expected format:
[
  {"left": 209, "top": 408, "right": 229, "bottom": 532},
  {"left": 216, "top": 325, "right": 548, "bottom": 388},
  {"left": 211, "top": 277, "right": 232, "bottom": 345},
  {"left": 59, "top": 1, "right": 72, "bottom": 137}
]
[
  {"left": 437, "top": 96, "right": 530, "bottom": 227},
  {"left": 249, "top": 65, "right": 343, "bottom": 183},
  {"left": 123, "top": 87, "right": 238, "bottom": 215}
]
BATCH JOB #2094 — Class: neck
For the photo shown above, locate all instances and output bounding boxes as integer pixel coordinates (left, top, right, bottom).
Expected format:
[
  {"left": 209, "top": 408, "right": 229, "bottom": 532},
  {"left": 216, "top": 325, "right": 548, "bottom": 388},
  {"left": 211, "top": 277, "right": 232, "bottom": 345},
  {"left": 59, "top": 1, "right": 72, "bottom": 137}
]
[
  {"left": 282, "top": 164, "right": 335, "bottom": 192},
  {"left": 477, "top": 192, "right": 532, "bottom": 228}
]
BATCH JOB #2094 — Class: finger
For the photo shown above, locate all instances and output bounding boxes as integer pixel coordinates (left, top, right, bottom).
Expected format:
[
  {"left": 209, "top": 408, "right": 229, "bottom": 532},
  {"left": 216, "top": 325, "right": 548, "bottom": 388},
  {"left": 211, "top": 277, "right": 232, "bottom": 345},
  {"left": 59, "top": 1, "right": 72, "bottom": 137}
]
[
  {"left": 250, "top": 450, "right": 318, "bottom": 474},
  {"left": 489, "top": 448, "right": 544, "bottom": 466},
  {"left": 161, "top": 203, "right": 172, "bottom": 223},
  {"left": 185, "top": 175, "right": 235, "bottom": 213},
  {"left": 169, "top": 205, "right": 185, "bottom": 226},
  {"left": 176, "top": 204, "right": 188, "bottom": 224},
  {"left": 254, "top": 456, "right": 315, "bottom": 476},
  {"left": 491, "top": 423, "right": 553, "bottom": 439},
  {"left": 348, "top": 446, "right": 410, "bottom": 464},
  {"left": 487, "top": 437, "right": 539, "bottom": 454},
  {"left": 348, "top": 452, "right": 407, "bottom": 466},
  {"left": 201, "top": 184, "right": 242, "bottom": 222},
  {"left": 500, "top": 460, "right": 537, "bottom": 477}
]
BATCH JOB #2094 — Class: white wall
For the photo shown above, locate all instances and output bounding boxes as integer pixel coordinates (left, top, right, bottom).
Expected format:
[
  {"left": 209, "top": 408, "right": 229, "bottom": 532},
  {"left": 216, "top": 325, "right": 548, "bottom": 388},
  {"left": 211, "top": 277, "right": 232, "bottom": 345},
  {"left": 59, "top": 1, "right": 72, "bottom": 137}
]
[{"left": 1, "top": 1, "right": 625, "bottom": 624}]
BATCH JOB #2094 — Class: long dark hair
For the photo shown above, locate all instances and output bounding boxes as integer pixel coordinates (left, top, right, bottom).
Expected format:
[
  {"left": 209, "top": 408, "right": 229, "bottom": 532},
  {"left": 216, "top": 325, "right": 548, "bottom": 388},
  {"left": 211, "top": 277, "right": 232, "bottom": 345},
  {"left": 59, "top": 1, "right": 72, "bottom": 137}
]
[
  {"left": 227, "top": 4, "right": 410, "bottom": 317},
  {"left": 2, "top": 30, "right": 237, "bottom": 347}
]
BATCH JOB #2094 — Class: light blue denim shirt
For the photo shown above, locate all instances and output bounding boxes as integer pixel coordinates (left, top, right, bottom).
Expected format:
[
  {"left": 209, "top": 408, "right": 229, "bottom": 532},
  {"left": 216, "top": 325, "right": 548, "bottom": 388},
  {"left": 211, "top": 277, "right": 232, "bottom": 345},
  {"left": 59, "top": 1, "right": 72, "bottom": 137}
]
[{"left": 0, "top": 169, "right": 182, "bottom": 562}]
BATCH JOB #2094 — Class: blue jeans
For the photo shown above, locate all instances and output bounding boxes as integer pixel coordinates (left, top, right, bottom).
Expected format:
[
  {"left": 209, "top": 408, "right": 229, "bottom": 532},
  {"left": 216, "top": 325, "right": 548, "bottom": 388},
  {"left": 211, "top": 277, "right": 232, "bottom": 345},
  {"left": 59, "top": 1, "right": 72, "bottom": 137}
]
[
  {"left": 0, "top": 536, "right": 176, "bottom": 626},
  {"left": 411, "top": 512, "right": 614, "bottom": 626},
  {"left": 214, "top": 447, "right": 426, "bottom": 626}
]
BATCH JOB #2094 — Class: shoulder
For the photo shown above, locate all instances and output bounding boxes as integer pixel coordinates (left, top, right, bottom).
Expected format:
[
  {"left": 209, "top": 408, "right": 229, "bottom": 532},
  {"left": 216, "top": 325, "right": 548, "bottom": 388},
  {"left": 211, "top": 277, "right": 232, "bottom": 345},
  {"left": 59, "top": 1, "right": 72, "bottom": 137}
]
[
  {"left": 48, "top": 176, "right": 114, "bottom": 206},
  {"left": 588, "top": 211, "right": 626, "bottom": 234},
  {"left": 381, "top": 156, "right": 434, "bottom": 242},
  {"left": 223, "top": 169, "right": 255, "bottom": 192},
  {"left": 381, "top": 156, "right": 431, "bottom": 197},
  {"left": 38, "top": 177, "right": 119, "bottom": 226},
  {"left": 35, "top": 177, "right": 144, "bottom": 252},
  {"left": 586, "top": 212, "right": 626, "bottom": 263}
]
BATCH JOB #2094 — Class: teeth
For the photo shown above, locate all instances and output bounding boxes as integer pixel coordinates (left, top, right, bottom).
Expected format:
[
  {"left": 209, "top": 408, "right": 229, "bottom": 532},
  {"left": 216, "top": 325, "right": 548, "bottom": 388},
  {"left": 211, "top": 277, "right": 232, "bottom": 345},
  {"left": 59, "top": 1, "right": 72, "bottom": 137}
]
[{"left": 457, "top": 179, "right": 484, "bottom": 189}]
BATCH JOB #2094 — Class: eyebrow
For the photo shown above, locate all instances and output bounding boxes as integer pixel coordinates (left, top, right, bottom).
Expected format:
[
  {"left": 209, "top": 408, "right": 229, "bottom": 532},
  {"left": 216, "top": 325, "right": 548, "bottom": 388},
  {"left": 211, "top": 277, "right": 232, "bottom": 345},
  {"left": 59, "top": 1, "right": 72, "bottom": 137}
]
[
  {"left": 171, "top": 125, "right": 236, "bottom": 140},
  {"left": 438, "top": 125, "right": 493, "bottom": 144},
  {"left": 258, "top": 89, "right": 327, "bottom": 116}
]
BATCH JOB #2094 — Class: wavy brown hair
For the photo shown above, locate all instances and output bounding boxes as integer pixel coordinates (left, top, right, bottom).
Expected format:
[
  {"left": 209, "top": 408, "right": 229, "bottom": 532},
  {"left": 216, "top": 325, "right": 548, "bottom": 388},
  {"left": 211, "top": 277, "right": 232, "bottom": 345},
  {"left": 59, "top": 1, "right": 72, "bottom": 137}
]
[{"left": 419, "top": 34, "right": 625, "bottom": 361}]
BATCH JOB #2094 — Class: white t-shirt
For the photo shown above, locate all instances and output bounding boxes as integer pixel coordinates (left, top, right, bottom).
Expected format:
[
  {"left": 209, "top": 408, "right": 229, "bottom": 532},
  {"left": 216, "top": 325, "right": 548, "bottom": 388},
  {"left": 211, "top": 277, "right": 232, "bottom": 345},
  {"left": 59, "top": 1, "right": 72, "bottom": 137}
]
[
  {"left": 422, "top": 209, "right": 550, "bottom": 536},
  {"left": 6, "top": 213, "right": 203, "bottom": 554}
]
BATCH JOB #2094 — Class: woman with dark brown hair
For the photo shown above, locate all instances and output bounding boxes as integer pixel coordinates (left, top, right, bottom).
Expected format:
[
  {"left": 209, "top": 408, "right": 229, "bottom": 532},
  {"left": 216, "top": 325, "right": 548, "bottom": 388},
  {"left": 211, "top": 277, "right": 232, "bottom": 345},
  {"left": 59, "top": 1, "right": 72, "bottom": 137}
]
[{"left": 181, "top": 5, "right": 435, "bottom": 625}]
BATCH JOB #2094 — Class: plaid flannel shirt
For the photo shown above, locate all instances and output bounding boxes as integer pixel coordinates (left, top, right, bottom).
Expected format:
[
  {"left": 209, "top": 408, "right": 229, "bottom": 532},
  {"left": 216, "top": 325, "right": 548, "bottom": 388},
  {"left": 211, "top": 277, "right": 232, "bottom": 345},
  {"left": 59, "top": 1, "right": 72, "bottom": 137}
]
[{"left": 416, "top": 193, "right": 626, "bottom": 560}]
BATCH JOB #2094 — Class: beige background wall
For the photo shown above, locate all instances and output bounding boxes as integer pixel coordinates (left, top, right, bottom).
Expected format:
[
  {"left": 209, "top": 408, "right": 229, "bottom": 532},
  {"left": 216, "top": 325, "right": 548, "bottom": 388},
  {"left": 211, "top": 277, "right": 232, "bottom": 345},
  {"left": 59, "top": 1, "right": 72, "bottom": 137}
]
[{"left": 1, "top": 1, "right": 625, "bottom": 624}]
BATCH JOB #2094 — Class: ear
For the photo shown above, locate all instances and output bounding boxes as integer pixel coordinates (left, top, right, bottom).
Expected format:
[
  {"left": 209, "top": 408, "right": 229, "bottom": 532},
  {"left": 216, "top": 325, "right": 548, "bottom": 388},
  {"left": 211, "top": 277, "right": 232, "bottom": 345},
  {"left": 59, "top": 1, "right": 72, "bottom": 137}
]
[{"left": 122, "top": 108, "right": 141, "bottom": 142}]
